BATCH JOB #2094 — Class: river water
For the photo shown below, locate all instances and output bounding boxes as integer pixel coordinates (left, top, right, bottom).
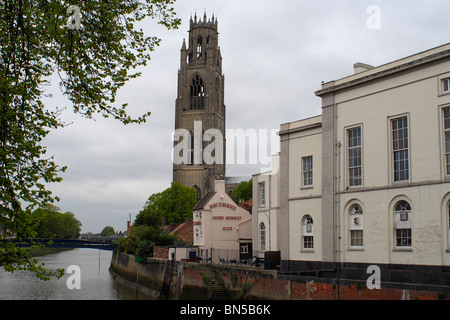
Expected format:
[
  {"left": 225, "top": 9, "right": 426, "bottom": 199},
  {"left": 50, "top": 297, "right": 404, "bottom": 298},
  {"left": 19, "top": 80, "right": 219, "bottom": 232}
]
[{"left": 0, "top": 248, "right": 154, "bottom": 300}]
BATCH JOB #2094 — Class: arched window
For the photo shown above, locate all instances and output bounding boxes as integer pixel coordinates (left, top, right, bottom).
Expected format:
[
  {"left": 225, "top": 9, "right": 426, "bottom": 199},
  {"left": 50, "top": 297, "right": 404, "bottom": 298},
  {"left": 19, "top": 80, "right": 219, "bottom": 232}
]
[
  {"left": 447, "top": 201, "right": 450, "bottom": 248},
  {"left": 394, "top": 200, "right": 412, "bottom": 248},
  {"left": 260, "top": 222, "right": 266, "bottom": 251},
  {"left": 349, "top": 204, "right": 363, "bottom": 247},
  {"left": 302, "top": 215, "right": 314, "bottom": 250},
  {"left": 196, "top": 36, "right": 202, "bottom": 59},
  {"left": 190, "top": 75, "right": 204, "bottom": 110},
  {"left": 193, "top": 185, "right": 201, "bottom": 202}
]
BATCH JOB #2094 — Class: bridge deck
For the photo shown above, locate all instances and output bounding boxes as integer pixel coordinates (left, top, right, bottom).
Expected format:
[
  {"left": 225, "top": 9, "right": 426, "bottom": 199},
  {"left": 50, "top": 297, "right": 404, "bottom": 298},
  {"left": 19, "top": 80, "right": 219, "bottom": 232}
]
[{"left": 14, "top": 238, "right": 118, "bottom": 251}]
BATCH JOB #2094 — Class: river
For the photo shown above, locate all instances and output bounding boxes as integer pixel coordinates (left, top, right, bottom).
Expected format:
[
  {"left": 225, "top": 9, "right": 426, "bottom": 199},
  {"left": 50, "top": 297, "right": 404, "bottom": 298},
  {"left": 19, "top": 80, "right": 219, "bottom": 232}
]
[{"left": 0, "top": 248, "right": 154, "bottom": 300}]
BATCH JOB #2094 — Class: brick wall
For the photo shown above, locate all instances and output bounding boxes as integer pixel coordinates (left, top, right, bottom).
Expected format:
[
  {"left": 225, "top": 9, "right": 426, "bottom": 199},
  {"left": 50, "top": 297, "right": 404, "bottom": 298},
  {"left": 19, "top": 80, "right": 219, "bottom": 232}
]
[{"left": 153, "top": 246, "right": 169, "bottom": 259}]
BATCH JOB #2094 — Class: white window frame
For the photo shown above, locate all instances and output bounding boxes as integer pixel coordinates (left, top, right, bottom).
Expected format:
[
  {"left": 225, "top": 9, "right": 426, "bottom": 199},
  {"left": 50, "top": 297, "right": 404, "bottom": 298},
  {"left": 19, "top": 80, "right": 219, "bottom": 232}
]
[
  {"left": 349, "top": 204, "right": 364, "bottom": 249},
  {"left": 447, "top": 201, "right": 450, "bottom": 250},
  {"left": 443, "top": 106, "right": 450, "bottom": 177},
  {"left": 394, "top": 200, "right": 412, "bottom": 249},
  {"left": 260, "top": 222, "right": 266, "bottom": 251},
  {"left": 390, "top": 115, "right": 410, "bottom": 183},
  {"left": 443, "top": 78, "right": 450, "bottom": 93},
  {"left": 301, "top": 215, "right": 314, "bottom": 251},
  {"left": 347, "top": 126, "right": 363, "bottom": 187},
  {"left": 259, "top": 182, "right": 266, "bottom": 207},
  {"left": 302, "top": 156, "right": 313, "bottom": 187}
]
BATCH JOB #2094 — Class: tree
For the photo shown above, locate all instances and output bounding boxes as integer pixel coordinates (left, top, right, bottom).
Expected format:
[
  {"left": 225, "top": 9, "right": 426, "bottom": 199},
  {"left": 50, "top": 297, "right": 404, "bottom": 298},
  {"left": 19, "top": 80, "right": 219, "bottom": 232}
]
[
  {"left": 231, "top": 179, "right": 253, "bottom": 204},
  {"left": 0, "top": 0, "right": 180, "bottom": 279},
  {"left": 118, "top": 182, "right": 195, "bottom": 256},
  {"left": 34, "top": 205, "right": 82, "bottom": 239},
  {"left": 100, "top": 226, "right": 115, "bottom": 237},
  {"left": 135, "top": 182, "right": 197, "bottom": 227}
]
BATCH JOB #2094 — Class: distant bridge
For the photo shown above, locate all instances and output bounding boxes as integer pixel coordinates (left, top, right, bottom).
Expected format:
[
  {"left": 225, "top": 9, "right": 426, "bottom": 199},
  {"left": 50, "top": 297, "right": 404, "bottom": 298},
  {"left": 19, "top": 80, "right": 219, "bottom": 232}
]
[{"left": 14, "top": 238, "right": 118, "bottom": 251}]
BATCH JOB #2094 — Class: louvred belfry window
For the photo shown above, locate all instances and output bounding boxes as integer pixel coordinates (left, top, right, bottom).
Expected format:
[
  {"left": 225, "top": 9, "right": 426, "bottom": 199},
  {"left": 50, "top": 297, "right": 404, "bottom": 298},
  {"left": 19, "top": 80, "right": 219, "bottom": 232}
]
[{"left": 190, "top": 75, "right": 205, "bottom": 110}]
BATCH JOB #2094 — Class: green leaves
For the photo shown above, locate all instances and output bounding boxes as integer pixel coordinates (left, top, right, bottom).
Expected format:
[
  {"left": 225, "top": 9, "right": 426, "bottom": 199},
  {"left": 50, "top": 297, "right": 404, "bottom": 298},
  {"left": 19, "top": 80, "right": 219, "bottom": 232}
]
[
  {"left": 34, "top": 205, "right": 82, "bottom": 239},
  {"left": 136, "top": 182, "right": 197, "bottom": 226},
  {"left": 0, "top": 0, "right": 180, "bottom": 278},
  {"left": 231, "top": 179, "right": 253, "bottom": 204}
]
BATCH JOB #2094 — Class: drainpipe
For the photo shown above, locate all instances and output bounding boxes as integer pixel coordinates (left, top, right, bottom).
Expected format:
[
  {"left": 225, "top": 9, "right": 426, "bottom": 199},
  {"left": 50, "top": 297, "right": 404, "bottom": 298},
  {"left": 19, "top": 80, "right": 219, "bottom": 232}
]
[
  {"left": 336, "top": 140, "right": 342, "bottom": 300},
  {"left": 268, "top": 174, "right": 272, "bottom": 252}
]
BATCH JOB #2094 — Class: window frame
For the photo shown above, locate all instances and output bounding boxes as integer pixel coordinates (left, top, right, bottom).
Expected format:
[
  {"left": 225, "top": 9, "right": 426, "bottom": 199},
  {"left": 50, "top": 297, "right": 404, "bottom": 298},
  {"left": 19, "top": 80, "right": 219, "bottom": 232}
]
[
  {"left": 393, "top": 200, "right": 412, "bottom": 249},
  {"left": 260, "top": 222, "right": 266, "bottom": 251},
  {"left": 347, "top": 126, "right": 363, "bottom": 187},
  {"left": 190, "top": 75, "right": 205, "bottom": 110},
  {"left": 301, "top": 215, "right": 314, "bottom": 251},
  {"left": 443, "top": 78, "right": 450, "bottom": 93},
  {"left": 348, "top": 204, "right": 364, "bottom": 249},
  {"left": 390, "top": 115, "right": 410, "bottom": 183},
  {"left": 447, "top": 200, "right": 450, "bottom": 250},
  {"left": 196, "top": 36, "right": 203, "bottom": 59},
  {"left": 302, "top": 156, "right": 313, "bottom": 187},
  {"left": 443, "top": 107, "right": 450, "bottom": 177},
  {"left": 258, "top": 182, "right": 266, "bottom": 207}
]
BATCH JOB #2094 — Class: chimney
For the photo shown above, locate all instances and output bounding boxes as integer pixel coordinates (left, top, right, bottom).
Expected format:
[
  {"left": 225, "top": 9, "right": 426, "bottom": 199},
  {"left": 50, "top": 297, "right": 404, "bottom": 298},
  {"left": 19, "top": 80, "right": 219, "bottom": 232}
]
[
  {"left": 353, "top": 62, "right": 374, "bottom": 74},
  {"left": 161, "top": 217, "right": 167, "bottom": 227},
  {"left": 214, "top": 179, "right": 226, "bottom": 194}
]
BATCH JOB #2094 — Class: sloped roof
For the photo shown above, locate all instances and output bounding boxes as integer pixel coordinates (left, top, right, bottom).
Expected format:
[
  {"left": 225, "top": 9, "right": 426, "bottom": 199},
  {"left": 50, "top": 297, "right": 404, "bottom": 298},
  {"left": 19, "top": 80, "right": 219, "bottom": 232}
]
[{"left": 193, "top": 191, "right": 216, "bottom": 210}]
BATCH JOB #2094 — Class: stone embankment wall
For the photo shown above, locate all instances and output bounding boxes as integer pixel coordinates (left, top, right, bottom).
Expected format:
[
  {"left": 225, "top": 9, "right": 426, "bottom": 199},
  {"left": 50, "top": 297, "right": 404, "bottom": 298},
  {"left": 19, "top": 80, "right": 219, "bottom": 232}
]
[{"left": 109, "top": 251, "right": 450, "bottom": 300}]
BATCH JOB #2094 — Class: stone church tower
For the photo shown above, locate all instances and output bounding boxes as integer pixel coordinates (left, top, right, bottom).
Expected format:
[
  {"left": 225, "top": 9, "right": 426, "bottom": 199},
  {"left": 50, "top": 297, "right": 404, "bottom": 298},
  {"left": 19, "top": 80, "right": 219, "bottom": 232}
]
[{"left": 173, "top": 12, "right": 226, "bottom": 200}]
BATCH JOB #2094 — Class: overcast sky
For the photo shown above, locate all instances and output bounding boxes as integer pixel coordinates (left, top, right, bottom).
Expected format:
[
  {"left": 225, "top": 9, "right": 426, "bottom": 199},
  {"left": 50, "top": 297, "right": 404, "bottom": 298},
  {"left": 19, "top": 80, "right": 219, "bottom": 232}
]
[{"left": 42, "top": 0, "right": 450, "bottom": 233}]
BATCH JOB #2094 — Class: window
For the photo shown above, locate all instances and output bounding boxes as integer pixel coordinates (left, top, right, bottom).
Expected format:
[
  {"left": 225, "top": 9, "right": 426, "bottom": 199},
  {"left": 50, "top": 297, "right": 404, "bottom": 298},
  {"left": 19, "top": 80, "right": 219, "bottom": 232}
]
[
  {"left": 302, "top": 156, "right": 313, "bottom": 187},
  {"left": 392, "top": 117, "right": 409, "bottom": 182},
  {"left": 447, "top": 201, "right": 450, "bottom": 249},
  {"left": 347, "top": 127, "right": 362, "bottom": 187},
  {"left": 349, "top": 204, "right": 364, "bottom": 247},
  {"left": 444, "top": 108, "right": 450, "bottom": 175},
  {"left": 443, "top": 78, "right": 450, "bottom": 93},
  {"left": 302, "top": 215, "right": 314, "bottom": 250},
  {"left": 196, "top": 36, "right": 202, "bottom": 59},
  {"left": 187, "top": 131, "right": 194, "bottom": 166},
  {"left": 193, "top": 185, "right": 201, "bottom": 202},
  {"left": 259, "top": 182, "right": 266, "bottom": 207},
  {"left": 394, "top": 201, "right": 412, "bottom": 248},
  {"left": 260, "top": 223, "right": 266, "bottom": 251},
  {"left": 190, "top": 75, "right": 205, "bottom": 110}
]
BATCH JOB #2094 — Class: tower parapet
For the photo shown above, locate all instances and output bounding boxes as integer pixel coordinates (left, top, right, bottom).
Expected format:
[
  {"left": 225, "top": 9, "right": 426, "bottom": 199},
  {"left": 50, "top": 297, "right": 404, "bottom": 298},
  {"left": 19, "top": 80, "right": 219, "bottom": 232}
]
[{"left": 189, "top": 11, "right": 218, "bottom": 31}]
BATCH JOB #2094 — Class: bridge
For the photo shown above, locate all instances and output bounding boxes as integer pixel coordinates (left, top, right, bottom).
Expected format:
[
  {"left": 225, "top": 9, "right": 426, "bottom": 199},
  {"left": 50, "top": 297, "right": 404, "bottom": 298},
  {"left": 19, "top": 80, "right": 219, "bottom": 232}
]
[{"left": 14, "top": 238, "right": 118, "bottom": 251}]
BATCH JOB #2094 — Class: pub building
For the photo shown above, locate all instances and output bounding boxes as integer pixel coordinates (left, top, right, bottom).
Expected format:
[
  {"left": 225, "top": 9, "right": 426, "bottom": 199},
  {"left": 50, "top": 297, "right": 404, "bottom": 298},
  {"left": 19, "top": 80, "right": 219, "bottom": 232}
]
[{"left": 193, "top": 180, "right": 252, "bottom": 263}]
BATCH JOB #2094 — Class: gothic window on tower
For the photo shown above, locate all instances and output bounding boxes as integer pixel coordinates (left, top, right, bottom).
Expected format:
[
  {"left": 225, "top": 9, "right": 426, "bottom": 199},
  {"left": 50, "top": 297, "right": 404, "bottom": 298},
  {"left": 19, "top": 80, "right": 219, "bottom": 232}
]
[
  {"left": 197, "top": 36, "right": 202, "bottom": 59},
  {"left": 193, "top": 185, "right": 201, "bottom": 202},
  {"left": 188, "top": 131, "right": 194, "bottom": 166},
  {"left": 190, "top": 75, "right": 205, "bottom": 110}
]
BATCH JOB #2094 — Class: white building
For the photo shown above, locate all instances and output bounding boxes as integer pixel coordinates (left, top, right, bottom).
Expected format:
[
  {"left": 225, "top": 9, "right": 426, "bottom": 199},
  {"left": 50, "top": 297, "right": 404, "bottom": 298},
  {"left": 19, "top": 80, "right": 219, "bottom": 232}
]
[
  {"left": 252, "top": 154, "right": 281, "bottom": 258},
  {"left": 193, "top": 180, "right": 252, "bottom": 263},
  {"left": 276, "top": 43, "right": 450, "bottom": 287}
]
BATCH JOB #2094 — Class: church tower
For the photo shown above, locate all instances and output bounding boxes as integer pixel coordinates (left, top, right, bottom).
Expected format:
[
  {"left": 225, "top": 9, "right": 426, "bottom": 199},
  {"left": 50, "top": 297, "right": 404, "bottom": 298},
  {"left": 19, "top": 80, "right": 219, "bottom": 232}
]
[{"left": 173, "top": 12, "right": 226, "bottom": 201}]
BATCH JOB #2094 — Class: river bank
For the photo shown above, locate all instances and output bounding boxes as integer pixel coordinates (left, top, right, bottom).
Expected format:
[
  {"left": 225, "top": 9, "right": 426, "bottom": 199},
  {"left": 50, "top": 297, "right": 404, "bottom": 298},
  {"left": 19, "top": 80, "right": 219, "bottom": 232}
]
[
  {"left": 28, "top": 247, "right": 73, "bottom": 257},
  {"left": 110, "top": 251, "right": 450, "bottom": 300},
  {"left": 109, "top": 250, "right": 279, "bottom": 300}
]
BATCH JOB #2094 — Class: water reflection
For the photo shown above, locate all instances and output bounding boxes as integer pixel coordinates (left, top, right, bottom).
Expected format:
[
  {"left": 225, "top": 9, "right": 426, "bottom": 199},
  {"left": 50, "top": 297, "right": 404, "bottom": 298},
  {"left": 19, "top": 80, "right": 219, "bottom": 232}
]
[{"left": 0, "top": 248, "right": 154, "bottom": 300}]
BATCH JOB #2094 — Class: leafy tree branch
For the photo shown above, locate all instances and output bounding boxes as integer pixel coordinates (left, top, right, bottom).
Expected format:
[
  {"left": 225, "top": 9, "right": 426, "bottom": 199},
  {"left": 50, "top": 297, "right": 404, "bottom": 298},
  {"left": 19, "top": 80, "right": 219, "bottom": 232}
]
[{"left": 0, "top": 0, "right": 180, "bottom": 279}]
